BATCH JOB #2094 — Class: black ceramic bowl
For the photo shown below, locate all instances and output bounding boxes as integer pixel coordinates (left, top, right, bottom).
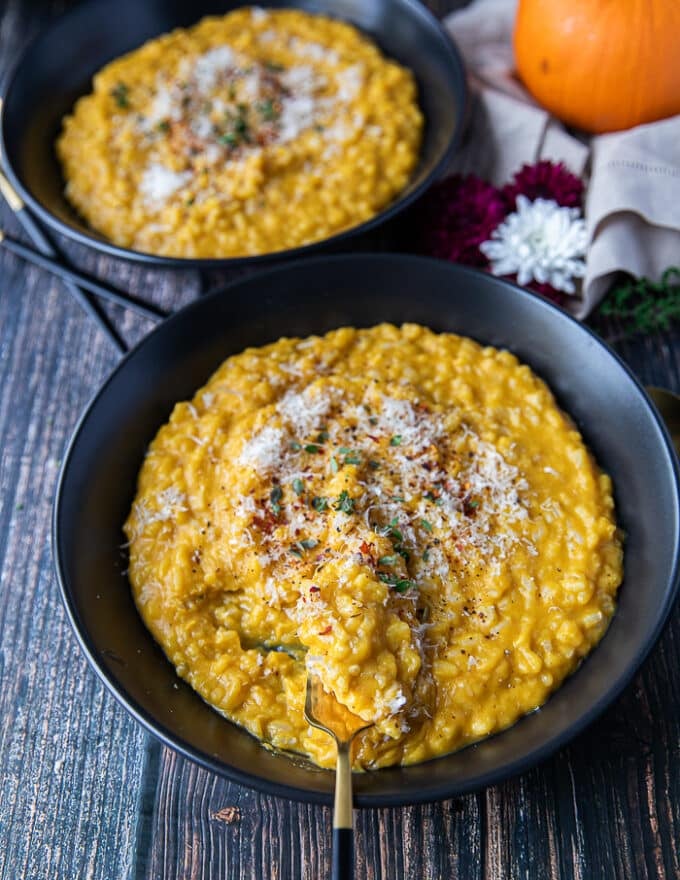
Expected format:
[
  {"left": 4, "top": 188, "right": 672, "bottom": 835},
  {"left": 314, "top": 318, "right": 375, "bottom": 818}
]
[
  {"left": 0, "top": 0, "right": 465, "bottom": 267},
  {"left": 54, "top": 255, "right": 680, "bottom": 805}
]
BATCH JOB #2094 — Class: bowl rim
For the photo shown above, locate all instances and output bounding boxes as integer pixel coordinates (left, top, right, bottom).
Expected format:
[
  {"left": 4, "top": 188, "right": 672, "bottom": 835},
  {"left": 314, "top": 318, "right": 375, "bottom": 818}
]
[
  {"left": 0, "top": 0, "right": 467, "bottom": 268},
  {"left": 52, "top": 254, "right": 680, "bottom": 805}
]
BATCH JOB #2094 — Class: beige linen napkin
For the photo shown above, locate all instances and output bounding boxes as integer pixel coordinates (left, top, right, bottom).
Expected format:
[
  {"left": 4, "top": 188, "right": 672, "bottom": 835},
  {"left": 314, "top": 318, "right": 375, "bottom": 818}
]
[{"left": 444, "top": 0, "right": 680, "bottom": 318}]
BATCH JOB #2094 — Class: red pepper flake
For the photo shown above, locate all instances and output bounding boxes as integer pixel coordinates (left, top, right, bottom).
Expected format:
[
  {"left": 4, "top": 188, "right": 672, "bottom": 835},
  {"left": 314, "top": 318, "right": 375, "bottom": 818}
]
[
  {"left": 319, "top": 625, "right": 333, "bottom": 636},
  {"left": 309, "top": 586, "right": 321, "bottom": 593},
  {"left": 366, "top": 434, "right": 380, "bottom": 442}
]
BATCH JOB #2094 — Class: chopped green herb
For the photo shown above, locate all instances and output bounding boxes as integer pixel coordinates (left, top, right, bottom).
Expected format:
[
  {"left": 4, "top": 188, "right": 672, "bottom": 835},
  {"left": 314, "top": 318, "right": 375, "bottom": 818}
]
[
  {"left": 312, "top": 496, "right": 329, "bottom": 512},
  {"left": 334, "top": 491, "right": 354, "bottom": 514},
  {"left": 469, "top": 500, "right": 479, "bottom": 508},
  {"left": 395, "top": 545, "right": 411, "bottom": 561},
  {"left": 316, "top": 430, "right": 329, "bottom": 443},
  {"left": 270, "top": 485, "right": 283, "bottom": 516},
  {"left": 377, "top": 572, "right": 416, "bottom": 592},
  {"left": 289, "top": 547, "right": 303, "bottom": 558},
  {"left": 292, "top": 478, "right": 304, "bottom": 495},
  {"left": 330, "top": 456, "right": 339, "bottom": 474},
  {"left": 185, "top": 196, "right": 195, "bottom": 207},
  {"left": 374, "top": 523, "right": 392, "bottom": 537},
  {"left": 389, "top": 520, "right": 403, "bottom": 542},
  {"left": 344, "top": 453, "right": 361, "bottom": 465},
  {"left": 391, "top": 495, "right": 405, "bottom": 502},
  {"left": 422, "top": 549, "right": 430, "bottom": 562},
  {"left": 157, "top": 120, "right": 170, "bottom": 133},
  {"left": 420, "top": 519, "right": 433, "bottom": 533},
  {"left": 369, "top": 416, "right": 379, "bottom": 425},
  {"left": 219, "top": 132, "right": 239, "bottom": 147},
  {"left": 394, "top": 579, "right": 416, "bottom": 593},
  {"left": 368, "top": 459, "right": 380, "bottom": 470},
  {"left": 337, "top": 447, "right": 351, "bottom": 454},
  {"left": 313, "top": 124, "right": 325, "bottom": 133},
  {"left": 390, "top": 435, "right": 402, "bottom": 447},
  {"left": 298, "top": 538, "right": 318, "bottom": 551},
  {"left": 378, "top": 555, "right": 398, "bottom": 566},
  {"left": 228, "top": 83, "right": 237, "bottom": 100},
  {"left": 258, "top": 98, "right": 278, "bottom": 121},
  {"left": 289, "top": 441, "right": 302, "bottom": 451},
  {"left": 264, "top": 60, "right": 285, "bottom": 73},
  {"left": 111, "top": 82, "right": 130, "bottom": 109},
  {"left": 305, "top": 444, "right": 321, "bottom": 454},
  {"left": 424, "top": 491, "right": 443, "bottom": 506}
]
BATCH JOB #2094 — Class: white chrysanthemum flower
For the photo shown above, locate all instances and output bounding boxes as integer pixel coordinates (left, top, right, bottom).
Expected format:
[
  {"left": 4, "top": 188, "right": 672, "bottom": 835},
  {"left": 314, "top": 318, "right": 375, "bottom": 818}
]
[{"left": 480, "top": 195, "right": 588, "bottom": 294}]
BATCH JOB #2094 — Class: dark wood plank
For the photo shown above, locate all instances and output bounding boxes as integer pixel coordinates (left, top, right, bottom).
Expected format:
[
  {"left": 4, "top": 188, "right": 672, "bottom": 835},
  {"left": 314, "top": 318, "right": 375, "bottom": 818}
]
[{"left": 0, "top": 1, "right": 679, "bottom": 879}]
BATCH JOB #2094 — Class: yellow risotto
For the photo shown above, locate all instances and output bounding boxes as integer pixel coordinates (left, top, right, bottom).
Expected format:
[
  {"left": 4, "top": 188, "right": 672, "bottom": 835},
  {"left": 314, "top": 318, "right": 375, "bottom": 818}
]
[
  {"left": 56, "top": 8, "right": 423, "bottom": 258},
  {"left": 124, "top": 324, "right": 623, "bottom": 769}
]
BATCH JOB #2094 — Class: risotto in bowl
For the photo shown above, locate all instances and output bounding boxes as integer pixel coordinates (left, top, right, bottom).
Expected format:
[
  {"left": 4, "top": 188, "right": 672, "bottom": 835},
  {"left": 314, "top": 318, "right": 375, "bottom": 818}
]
[
  {"left": 56, "top": 7, "right": 424, "bottom": 258},
  {"left": 124, "top": 323, "right": 623, "bottom": 770}
]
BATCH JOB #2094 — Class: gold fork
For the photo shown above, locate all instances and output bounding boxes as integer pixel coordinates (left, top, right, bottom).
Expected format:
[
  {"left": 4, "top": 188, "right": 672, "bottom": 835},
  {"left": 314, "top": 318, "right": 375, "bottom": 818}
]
[{"left": 304, "top": 672, "right": 373, "bottom": 880}]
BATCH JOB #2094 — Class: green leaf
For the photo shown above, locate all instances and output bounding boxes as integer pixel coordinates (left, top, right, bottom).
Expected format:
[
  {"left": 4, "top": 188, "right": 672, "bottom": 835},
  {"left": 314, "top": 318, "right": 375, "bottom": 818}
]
[
  {"left": 420, "top": 519, "right": 433, "bottom": 533},
  {"left": 312, "top": 496, "right": 329, "bottom": 512},
  {"left": 298, "top": 538, "right": 318, "bottom": 551},
  {"left": 111, "top": 82, "right": 130, "bottom": 109},
  {"left": 330, "top": 456, "right": 339, "bottom": 474},
  {"left": 334, "top": 491, "right": 354, "bottom": 514},
  {"left": 390, "top": 435, "right": 402, "bottom": 446},
  {"left": 292, "top": 478, "right": 304, "bottom": 495},
  {"left": 378, "top": 555, "right": 398, "bottom": 566},
  {"left": 598, "top": 267, "right": 680, "bottom": 335},
  {"left": 270, "top": 486, "right": 283, "bottom": 503},
  {"left": 305, "top": 444, "right": 321, "bottom": 454}
]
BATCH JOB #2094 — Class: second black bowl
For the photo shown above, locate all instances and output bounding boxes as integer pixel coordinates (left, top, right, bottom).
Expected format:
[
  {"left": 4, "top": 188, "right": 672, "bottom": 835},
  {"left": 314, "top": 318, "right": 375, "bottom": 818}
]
[{"left": 0, "top": 0, "right": 466, "bottom": 267}]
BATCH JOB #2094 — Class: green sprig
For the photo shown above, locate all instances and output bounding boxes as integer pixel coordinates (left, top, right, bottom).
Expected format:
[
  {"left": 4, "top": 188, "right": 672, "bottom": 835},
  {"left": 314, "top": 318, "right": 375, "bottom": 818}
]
[{"left": 598, "top": 268, "right": 680, "bottom": 335}]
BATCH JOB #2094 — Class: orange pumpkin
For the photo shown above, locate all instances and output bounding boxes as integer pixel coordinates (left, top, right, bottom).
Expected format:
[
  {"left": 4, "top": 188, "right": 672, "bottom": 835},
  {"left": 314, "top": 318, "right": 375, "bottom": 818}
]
[{"left": 514, "top": 0, "right": 680, "bottom": 134}]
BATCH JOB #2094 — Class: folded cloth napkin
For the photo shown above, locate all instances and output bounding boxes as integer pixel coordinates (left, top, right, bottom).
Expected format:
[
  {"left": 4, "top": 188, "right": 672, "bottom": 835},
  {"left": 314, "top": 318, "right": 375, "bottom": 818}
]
[{"left": 444, "top": 0, "right": 680, "bottom": 318}]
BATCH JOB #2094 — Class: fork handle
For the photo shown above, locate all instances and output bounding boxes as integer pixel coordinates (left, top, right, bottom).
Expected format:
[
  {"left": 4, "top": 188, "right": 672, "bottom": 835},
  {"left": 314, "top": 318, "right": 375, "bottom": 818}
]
[
  {"left": 333, "top": 742, "right": 354, "bottom": 879},
  {"left": 332, "top": 828, "right": 353, "bottom": 880}
]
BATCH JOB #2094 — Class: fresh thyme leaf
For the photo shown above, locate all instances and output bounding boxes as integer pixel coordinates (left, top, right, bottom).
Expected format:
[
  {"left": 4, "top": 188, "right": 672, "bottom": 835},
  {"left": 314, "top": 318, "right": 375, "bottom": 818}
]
[
  {"left": 378, "top": 555, "right": 398, "bottom": 565},
  {"left": 270, "top": 486, "right": 283, "bottom": 503},
  {"left": 289, "top": 547, "right": 303, "bottom": 558},
  {"left": 420, "top": 519, "right": 433, "bottom": 533},
  {"left": 334, "top": 490, "right": 354, "bottom": 514},
  {"left": 292, "top": 478, "right": 304, "bottom": 495},
  {"left": 264, "top": 60, "right": 285, "bottom": 73},
  {"left": 330, "top": 456, "right": 339, "bottom": 474},
  {"left": 390, "top": 435, "right": 402, "bottom": 446},
  {"left": 157, "top": 120, "right": 170, "bottom": 133},
  {"left": 394, "top": 579, "right": 416, "bottom": 593},
  {"left": 298, "top": 538, "right": 318, "bottom": 551},
  {"left": 289, "top": 441, "right": 302, "bottom": 451},
  {"left": 258, "top": 98, "right": 278, "bottom": 121},
  {"left": 598, "top": 267, "right": 680, "bottom": 335},
  {"left": 312, "top": 496, "right": 329, "bottom": 512},
  {"left": 344, "top": 453, "right": 361, "bottom": 465},
  {"left": 111, "top": 83, "right": 130, "bottom": 109},
  {"left": 305, "top": 444, "right": 321, "bottom": 454},
  {"left": 368, "top": 459, "right": 380, "bottom": 470},
  {"left": 316, "top": 430, "right": 329, "bottom": 443}
]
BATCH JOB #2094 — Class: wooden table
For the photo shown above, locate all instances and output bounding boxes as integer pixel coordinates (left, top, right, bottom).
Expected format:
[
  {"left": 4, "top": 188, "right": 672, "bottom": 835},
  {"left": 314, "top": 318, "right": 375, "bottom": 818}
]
[{"left": 1, "top": 1, "right": 679, "bottom": 877}]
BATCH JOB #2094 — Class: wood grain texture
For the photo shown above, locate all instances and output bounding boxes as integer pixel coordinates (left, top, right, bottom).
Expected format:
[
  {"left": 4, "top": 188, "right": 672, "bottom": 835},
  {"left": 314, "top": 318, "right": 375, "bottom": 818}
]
[{"left": 0, "top": 1, "right": 678, "bottom": 879}]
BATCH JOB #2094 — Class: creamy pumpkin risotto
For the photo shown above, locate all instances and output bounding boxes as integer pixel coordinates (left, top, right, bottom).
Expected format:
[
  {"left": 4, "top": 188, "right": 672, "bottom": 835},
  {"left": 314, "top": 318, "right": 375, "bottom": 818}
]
[
  {"left": 124, "top": 324, "right": 623, "bottom": 769},
  {"left": 56, "top": 8, "right": 423, "bottom": 257}
]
